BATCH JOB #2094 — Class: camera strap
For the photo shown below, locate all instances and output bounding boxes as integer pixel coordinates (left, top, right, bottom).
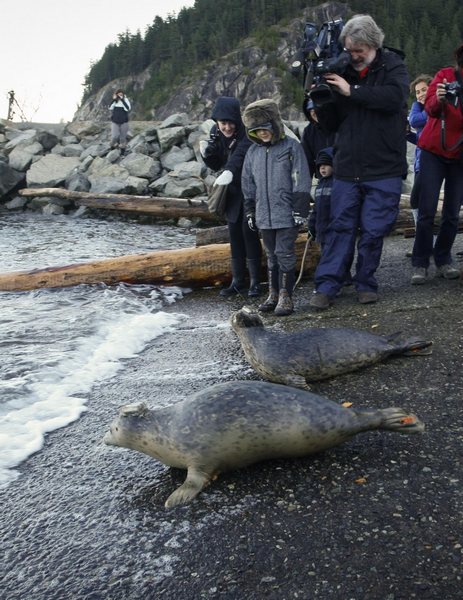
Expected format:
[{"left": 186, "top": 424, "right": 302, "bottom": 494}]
[{"left": 440, "top": 69, "right": 463, "bottom": 152}]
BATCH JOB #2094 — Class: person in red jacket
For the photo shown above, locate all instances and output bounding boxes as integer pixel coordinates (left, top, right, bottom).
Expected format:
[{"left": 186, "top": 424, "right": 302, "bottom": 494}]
[{"left": 411, "top": 44, "right": 463, "bottom": 284}]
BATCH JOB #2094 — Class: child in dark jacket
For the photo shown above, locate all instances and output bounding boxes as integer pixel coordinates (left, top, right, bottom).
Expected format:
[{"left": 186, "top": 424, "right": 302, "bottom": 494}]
[
  {"left": 309, "top": 147, "right": 353, "bottom": 286},
  {"left": 308, "top": 147, "right": 334, "bottom": 250}
]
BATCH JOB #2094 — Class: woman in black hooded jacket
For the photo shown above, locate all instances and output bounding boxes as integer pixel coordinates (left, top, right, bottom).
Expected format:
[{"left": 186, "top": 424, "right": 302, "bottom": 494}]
[{"left": 200, "top": 96, "right": 262, "bottom": 297}]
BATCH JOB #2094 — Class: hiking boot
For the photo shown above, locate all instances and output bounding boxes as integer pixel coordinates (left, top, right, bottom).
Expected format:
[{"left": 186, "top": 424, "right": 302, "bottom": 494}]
[
  {"left": 309, "top": 291, "right": 332, "bottom": 310},
  {"left": 258, "top": 268, "right": 279, "bottom": 311},
  {"left": 258, "top": 290, "right": 279, "bottom": 312},
  {"left": 435, "top": 263, "right": 460, "bottom": 279},
  {"left": 358, "top": 291, "right": 379, "bottom": 304},
  {"left": 274, "top": 289, "right": 294, "bottom": 316},
  {"left": 411, "top": 267, "right": 428, "bottom": 285}
]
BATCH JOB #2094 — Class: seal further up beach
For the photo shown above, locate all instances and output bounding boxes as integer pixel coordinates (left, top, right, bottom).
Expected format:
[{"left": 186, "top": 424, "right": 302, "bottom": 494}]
[
  {"left": 103, "top": 380, "right": 424, "bottom": 508},
  {"left": 231, "top": 308, "right": 432, "bottom": 388}
]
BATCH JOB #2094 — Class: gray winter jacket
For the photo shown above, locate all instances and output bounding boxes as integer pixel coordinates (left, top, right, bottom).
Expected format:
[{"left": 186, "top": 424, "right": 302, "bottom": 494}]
[{"left": 241, "top": 99, "right": 311, "bottom": 229}]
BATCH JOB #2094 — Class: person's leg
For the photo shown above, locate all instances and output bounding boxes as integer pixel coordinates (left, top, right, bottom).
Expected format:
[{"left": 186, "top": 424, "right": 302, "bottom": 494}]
[
  {"left": 433, "top": 160, "right": 463, "bottom": 270},
  {"left": 119, "top": 122, "right": 129, "bottom": 150},
  {"left": 313, "top": 179, "right": 361, "bottom": 299},
  {"left": 110, "top": 123, "right": 120, "bottom": 148},
  {"left": 219, "top": 219, "right": 247, "bottom": 297},
  {"left": 274, "top": 226, "right": 299, "bottom": 316},
  {"left": 258, "top": 229, "right": 279, "bottom": 312},
  {"left": 412, "top": 150, "right": 445, "bottom": 269},
  {"left": 356, "top": 177, "right": 402, "bottom": 296},
  {"left": 241, "top": 207, "right": 262, "bottom": 296}
]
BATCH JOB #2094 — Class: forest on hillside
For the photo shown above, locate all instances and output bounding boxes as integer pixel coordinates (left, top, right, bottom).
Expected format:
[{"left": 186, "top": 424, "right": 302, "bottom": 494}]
[{"left": 82, "top": 0, "right": 463, "bottom": 112}]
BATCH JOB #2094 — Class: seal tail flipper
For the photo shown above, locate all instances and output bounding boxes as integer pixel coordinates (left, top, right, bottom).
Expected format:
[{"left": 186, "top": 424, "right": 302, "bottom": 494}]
[
  {"left": 164, "top": 467, "right": 211, "bottom": 508},
  {"left": 389, "top": 336, "right": 433, "bottom": 356},
  {"left": 354, "top": 407, "right": 425, "bottom": 434}
]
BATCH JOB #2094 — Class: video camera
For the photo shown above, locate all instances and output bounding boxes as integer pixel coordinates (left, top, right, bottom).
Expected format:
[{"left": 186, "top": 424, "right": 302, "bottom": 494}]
[{"left": 290, "top": 19, "right": 350, "bottom": 113}]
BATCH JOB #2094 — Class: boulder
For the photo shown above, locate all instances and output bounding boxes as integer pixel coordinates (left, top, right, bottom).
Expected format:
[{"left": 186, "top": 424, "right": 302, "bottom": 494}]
[
  {"left": 161, "top": 145, "right": 195, "bottom": 170},
  {"left": 0, "top": 163, "right": 24, "bottom": 197},
  {"left": 120, "top": 153, "right": 161, "bottom": 179},
  {"left": 26, "top": 155, "right": 81, "bottom": 188},
  {"left": 156, "top": 126, "right": 186, "bottom": 152},
  {"left": 65, "top": 121, "right": 106, "bottom": 138}
]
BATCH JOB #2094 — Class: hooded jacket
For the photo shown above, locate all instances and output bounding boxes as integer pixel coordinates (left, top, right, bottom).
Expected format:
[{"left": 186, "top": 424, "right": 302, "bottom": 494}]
[
  {"left": 202, "top": 96, "right": 251, "bottom": 223},
  {"left": 241, "top": 99, "right": 311, "bottom": 229},
  {"left": 109, "top": 97, "right": 131, "bottom": 124},
  {"left": 315, "top": 48, "right": 409, "bottom": 181},
  {"left": 418, "top": 67, "right": 463, "bottom": 160}
]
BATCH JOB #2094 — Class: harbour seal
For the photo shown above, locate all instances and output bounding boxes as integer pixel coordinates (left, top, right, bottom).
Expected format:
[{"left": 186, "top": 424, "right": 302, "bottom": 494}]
[
  {"left": 103, "top": 380, "right": 424, "bottom": 508},
  {"left": 231, "top": 308, "right": 432, "bottom": 389}
]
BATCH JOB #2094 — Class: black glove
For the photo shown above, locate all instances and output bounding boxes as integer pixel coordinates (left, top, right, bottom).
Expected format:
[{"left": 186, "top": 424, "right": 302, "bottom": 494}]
[{"left": 246, "top": 213, "right": 257, "bottom": 232}]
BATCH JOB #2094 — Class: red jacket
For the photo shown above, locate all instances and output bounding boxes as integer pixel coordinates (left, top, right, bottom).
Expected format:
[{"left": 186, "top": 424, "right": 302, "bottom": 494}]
[{"left": 418, "top": 66, "right": 463, "bottom": 159}]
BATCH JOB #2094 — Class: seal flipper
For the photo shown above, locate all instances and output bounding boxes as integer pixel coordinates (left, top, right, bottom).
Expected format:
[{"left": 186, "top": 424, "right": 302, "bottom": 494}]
[
  {"left": 282, "top": 374, "right": 311, "bottom": 390},
  {"left": 164, "top": 467, "right": 211, "bottom": 508}
]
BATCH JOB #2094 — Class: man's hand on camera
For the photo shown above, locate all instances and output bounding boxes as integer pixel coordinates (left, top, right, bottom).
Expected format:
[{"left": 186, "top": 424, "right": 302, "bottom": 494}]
[
  {"left": 246, "top": 213, "right": 257, "bottom": 231},
  {"left": 292, "top": 211, "right": 305, "bottom": 226},
  {"left": 213, "top": 170, "right": 233, "bottom": 186},
  {"left": 437, "top": 81, "right": 447, "bottom": 103},
  {"left": 324, "top": 73, "right": 351, "bottom": 96}
]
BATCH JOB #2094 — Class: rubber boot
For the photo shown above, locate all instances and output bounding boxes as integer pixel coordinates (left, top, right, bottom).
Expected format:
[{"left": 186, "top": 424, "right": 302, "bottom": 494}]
[
  {"left": 219, "top": 258, "right": 247, "bottom": 297},
  {"left": 247, "top": 258, "right": 262, "bottom": 297},
  {"left": 274, "top": 270, "right": 295, "bottom": 316},
  {"left": 258, "top": 268, "right": 279, "bottom": 312}
]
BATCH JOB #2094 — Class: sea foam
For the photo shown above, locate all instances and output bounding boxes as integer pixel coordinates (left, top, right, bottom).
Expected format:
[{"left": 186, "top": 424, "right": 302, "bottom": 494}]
[{"left": 0, "top": 310, "right": 185, "bottom": 488}]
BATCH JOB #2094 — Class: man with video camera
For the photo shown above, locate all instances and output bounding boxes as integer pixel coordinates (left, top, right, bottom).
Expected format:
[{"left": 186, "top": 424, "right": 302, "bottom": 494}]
[
  {"left": 410, "top": 44, "right": 463, "bottom": 284},
  {"left": 308, "top": 14, "right": 409, "bottom": 309}
]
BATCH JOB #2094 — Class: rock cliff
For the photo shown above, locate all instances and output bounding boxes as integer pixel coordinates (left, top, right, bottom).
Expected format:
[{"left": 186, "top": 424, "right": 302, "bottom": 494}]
[{"left": 74, "top": 2, "right": 348, "bottom": 123}]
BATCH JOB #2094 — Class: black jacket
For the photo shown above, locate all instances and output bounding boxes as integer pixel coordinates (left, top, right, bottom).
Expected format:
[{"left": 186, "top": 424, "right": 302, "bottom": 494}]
[
  {"left": 202, "top": 97, "right": 251, "bottom": 224},
  {"left": 301, "top": 123, "right": 335, "bottom": 180},
  {"left": 315, "top": 48, "right": 409, "bottom": 182}
]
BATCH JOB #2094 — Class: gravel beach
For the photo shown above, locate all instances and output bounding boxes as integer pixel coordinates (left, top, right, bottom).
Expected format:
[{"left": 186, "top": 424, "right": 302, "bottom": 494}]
[{"left": 2, "top": 234, "right": 462, "bottom": 600}]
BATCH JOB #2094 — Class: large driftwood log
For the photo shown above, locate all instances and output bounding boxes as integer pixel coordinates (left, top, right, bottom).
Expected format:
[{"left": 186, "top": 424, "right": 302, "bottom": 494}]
[
  {"left": 18, "top": 188, "right": 221, "bottom": 223},
  {"left": 0, "top": 235, "right": 319, "bottom": 292}
]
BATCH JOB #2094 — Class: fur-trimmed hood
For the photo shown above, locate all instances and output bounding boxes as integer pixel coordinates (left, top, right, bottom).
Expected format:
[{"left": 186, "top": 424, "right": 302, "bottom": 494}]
[{"left": 242, "top": 99, "right": 285, "bottom": 145}]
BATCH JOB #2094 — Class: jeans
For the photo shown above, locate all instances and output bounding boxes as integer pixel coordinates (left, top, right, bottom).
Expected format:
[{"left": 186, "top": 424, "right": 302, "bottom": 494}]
[{"left": 412, "top": 149, "right": 463, "bottom": 268}]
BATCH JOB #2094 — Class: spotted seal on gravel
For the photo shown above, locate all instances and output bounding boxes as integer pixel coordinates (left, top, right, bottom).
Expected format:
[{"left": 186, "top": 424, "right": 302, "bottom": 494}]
[
  {"left": 231, "top": 308, "right": 432, "bottom": 389},
  {"left": 103, "top": 380, "right": 424, "bottom": 508}
]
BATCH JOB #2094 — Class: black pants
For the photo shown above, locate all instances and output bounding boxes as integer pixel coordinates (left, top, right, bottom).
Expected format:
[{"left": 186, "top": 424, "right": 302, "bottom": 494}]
[{"left": 228, "top": 206, "right": 261, "bottom": 261}]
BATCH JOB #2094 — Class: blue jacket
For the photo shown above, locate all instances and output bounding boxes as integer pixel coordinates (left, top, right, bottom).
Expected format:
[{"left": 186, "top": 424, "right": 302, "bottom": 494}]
[{"left": 408, "top": 100, "right": 428, "bottom": 173}]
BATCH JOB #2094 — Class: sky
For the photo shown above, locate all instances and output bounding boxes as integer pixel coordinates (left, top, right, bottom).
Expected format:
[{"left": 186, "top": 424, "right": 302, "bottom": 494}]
[{"left": 0, "top": 0, "right": 196, "bottom": 124}]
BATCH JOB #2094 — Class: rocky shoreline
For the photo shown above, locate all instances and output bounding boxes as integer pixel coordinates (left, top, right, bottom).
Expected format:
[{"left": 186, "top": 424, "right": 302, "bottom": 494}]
[{"left": 0, "top": 116, "right": 310, "bottom": 221}]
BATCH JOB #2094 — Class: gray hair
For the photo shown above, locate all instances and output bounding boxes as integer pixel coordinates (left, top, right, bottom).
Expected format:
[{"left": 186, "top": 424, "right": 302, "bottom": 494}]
[{"left": 340, "top": 14, "right": 385, "bottom": 50}]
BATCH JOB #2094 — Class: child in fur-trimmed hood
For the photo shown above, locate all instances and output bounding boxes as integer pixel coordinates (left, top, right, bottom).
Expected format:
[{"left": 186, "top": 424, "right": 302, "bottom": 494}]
[{"left": 241, "top": 98, "right": 311, "bottom": 316}]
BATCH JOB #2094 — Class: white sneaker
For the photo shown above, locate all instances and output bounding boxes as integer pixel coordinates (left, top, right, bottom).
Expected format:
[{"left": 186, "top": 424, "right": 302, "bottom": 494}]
[
  {"left": 411, "top": 267, "right": 428, "bottom": 285},
  {"left": 436, "top": 264, "right": 460, "bottom": 279}
]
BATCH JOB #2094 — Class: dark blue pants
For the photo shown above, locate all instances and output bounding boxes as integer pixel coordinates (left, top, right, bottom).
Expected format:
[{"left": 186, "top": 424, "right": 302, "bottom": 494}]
[
  {"left": 412, "top": 150, "right": 463, "bottom": 268},
  {"left": 315, "top": 177, "right": 402, "bottom": 297}
]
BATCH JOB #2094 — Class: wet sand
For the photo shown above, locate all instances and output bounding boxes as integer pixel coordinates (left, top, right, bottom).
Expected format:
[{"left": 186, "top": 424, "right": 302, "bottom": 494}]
[{"left": 2, "top": 234, "right": 462, "bottom": 600}]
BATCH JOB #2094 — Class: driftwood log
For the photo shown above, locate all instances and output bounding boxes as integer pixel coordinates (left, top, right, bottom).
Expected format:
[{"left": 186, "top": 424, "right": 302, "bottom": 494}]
[
  {"left": 0, "top": 235, "right": 319, "bottom": 292},
  {"left": 18, "top": 188, "right": 222, "bottom": 223}
]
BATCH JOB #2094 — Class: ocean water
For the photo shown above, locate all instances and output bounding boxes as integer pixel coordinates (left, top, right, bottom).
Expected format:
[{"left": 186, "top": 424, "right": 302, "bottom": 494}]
[{"left": 0, "top": 212, "right": 196, "bottom": 488}]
